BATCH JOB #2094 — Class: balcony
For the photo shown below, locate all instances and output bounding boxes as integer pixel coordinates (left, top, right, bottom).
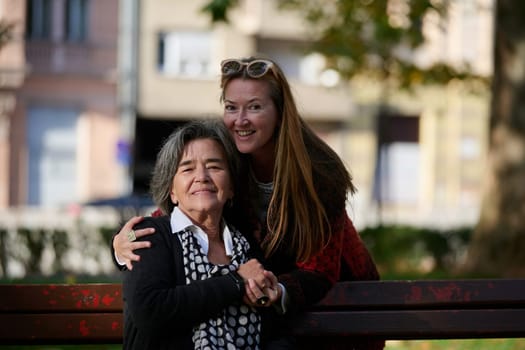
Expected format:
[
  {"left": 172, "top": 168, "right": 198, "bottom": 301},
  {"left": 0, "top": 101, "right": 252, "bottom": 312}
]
[{"left": 25, "top": 41, "right": 116, "bottom": 79}]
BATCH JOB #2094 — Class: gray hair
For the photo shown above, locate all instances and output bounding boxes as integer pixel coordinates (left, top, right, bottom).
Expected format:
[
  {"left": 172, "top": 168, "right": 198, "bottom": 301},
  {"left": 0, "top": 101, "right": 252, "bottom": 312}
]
[{"left": 149, "top": 119, "right": 240, "bottom": 215}]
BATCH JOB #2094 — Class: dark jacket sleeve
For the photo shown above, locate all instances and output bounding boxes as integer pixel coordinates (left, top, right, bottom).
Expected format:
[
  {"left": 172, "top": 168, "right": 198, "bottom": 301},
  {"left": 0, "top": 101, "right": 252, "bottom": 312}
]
[
  {"left": 278, "top": 213, "right": 379, "bottom": 313},
  {"left": 123, "top": 217, "right": 243, "bottom": 335}
]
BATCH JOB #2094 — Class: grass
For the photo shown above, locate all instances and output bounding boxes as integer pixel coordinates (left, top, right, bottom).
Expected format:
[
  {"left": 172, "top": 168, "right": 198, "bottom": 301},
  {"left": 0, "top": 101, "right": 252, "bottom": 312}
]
[
  {"left": 1, "top": 340, "right": 524, "bottom": 350},
  {"left": 385, "top": 338, "right": 525, "bottom": 349}
]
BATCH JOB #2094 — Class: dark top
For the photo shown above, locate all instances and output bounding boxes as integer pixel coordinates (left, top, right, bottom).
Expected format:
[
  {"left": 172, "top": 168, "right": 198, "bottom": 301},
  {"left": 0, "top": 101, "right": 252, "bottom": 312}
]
[{"left": 123, "top": 215, "right": 250, "bottom": 350}]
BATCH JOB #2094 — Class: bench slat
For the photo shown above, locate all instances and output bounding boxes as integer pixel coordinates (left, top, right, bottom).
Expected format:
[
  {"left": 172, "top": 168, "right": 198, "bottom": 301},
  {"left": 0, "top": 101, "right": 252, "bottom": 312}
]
[
  {"left": 1, "top": 308, "right": 523, "bottom": 344},
  {"left": 0, "top": 284, "right": 122, "bottom": 312},
  {"left": 1, "top": 280, "right": 524, "bottom": 345},
  {"left": 292, "top": 309, "right": 525, "bottom": 339},
  {"left": 2, "top": 279, "right": 524, "bottom": 313},
  {"left": 319, "top": 279, "right": 525, "bottom": 309},
  {"left": 0, "top": 313, "right": 123, "bottom": 344}
]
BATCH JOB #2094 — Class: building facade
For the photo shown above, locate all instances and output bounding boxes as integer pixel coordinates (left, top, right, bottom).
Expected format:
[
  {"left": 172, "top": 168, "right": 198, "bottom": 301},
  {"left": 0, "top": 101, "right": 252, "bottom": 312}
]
[
  {"left": 0, "top": 0, "right": 493, "bottom": 230},
  {"left": 3, "top": 0, "right": 122, "bottom": 209},
  {"left": 0, "top": 0, "right": 25, "bottom": 208}
]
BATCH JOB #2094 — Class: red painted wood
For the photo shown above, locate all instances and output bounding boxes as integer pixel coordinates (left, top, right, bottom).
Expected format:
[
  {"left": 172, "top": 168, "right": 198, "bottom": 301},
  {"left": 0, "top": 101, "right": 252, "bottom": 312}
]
[
  {"left": 0, "top": 314, "right": 123, "bottom": 344},
  {"left": 291, "top": 309, "right": 525, "bottom": 339},
  {"left": 317, "top": 279, "right": 525, "bottom": 309},
  {"left": 0, "top": 280, "right": 524, "bottom": 344},
  {"left": 0, "top": 284, "right": 123, "bottom": 312}
]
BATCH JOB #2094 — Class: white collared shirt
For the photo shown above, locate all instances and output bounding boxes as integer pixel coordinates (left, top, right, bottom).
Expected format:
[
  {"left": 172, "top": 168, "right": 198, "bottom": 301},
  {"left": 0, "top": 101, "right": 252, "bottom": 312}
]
[{"left": 170, "top": 207, "right": 234, "bottom": 257}]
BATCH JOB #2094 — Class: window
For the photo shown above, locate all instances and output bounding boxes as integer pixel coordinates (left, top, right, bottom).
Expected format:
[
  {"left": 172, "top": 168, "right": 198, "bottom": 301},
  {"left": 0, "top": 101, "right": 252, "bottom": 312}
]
[
  {"left": 65, "top": 0, "right": 88, "bottom": 42},
  {"left": 257, "top": 39, "right": 340, "bottom": 86},
  {"left": 158, "top": 31, "right": 214, "bottom": 78},
  {"left": 26, "top": 0, "right": 52, "bottom": 40},
  {"left": 376, "top": 143, "right": 420, "bottom": 204},
  {"left": 373, "top": 115, "right": 420, "bottom": 205},
  {"left": 27, "top": 107, "right": 79, "bottom": 207},
  {"left": 26, "top": 0, "right": 88, "bottom": 42}
]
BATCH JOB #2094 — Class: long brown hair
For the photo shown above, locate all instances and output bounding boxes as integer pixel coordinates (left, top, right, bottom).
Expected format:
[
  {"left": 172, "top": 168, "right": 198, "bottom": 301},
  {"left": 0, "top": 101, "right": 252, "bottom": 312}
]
[{"left": 220, "top": 57, "right": 355, "bottom": 263}]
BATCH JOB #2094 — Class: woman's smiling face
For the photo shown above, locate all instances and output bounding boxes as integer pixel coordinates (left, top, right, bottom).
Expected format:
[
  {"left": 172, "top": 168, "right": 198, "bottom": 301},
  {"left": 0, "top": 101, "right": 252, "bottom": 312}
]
[
  {"left": 222, "top": 78, "right": 280, "bottom": 157},
  {"left": 170, "top": 138, "right": 233, "bottom": 221}
]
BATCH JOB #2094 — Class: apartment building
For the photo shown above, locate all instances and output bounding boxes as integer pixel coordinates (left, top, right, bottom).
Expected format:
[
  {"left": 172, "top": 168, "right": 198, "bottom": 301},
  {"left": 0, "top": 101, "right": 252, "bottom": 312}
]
[
  {"left": 0, "top": 0, "right": 25, "bottom": 208},
  {"left": 3, "top": 0, "right": 122, "bottom": 209}
]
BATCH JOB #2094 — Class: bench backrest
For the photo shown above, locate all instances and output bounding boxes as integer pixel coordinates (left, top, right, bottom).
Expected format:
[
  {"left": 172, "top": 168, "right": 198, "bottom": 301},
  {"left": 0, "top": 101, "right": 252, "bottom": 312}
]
[{"left": 0, "top": 279, "right": 524, "bottom": 344}]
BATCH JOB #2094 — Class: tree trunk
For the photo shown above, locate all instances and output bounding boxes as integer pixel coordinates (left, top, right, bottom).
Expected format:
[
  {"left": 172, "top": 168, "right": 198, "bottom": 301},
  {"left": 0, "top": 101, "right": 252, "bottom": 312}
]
[{"left": 464, "top": 0, "right": 525, "bottom": 277}]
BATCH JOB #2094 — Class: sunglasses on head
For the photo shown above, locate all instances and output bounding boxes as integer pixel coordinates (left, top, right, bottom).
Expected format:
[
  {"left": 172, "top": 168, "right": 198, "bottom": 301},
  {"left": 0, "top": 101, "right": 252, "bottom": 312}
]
[{"left": 220, "top": 59, "right": 274, "bottom": 78}]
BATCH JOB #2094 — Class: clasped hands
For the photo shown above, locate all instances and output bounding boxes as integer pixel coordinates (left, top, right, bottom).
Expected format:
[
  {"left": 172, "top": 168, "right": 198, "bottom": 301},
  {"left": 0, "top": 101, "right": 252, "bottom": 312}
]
[
  {"left": 237, "top": 259, "right": 281, "bottom": 308},
  {"left": 114, "top": 218, "right": 281, "bottom": 307}
]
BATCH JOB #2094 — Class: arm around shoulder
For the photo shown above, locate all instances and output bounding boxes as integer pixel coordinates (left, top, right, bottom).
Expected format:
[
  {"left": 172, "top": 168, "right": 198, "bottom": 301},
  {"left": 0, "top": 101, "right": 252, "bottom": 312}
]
[{"left": 124, "top": 217, "right": 246, "bottom": 334}]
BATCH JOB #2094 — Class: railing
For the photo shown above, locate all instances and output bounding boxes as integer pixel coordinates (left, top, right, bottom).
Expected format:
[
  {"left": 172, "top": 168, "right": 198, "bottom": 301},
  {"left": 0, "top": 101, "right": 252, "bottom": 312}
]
[{"left": 25, "top": 41, "right": 117, "bottom": 77}]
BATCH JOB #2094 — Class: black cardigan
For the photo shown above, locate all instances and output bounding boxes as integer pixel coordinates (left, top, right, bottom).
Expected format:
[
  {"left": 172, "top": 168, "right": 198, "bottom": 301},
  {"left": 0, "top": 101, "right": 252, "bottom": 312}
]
[{"left": 122, "top": 215, "right": 249, "bottom": 350}]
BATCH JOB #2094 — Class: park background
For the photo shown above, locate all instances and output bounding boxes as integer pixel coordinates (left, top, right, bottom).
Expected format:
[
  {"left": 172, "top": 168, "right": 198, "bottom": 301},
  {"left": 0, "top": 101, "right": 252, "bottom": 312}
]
[{"left": 0, "top": 0, "right": 524, "bottom": 349}]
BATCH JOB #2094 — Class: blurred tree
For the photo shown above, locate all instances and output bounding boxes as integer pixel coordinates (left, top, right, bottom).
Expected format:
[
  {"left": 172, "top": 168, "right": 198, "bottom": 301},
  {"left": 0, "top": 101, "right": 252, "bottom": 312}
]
[
  {"left": 202, "top": 0, "right": 485, "bottom": 89},
  {"left": 201, "top": 0, "right": 239, "bottom": 22},
  {"left": 464, "top": 0, "right": 525, "bottom": 277}
]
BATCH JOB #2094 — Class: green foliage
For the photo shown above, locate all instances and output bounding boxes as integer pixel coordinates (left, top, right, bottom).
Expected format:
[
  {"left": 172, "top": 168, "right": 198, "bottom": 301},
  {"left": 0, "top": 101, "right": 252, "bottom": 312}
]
[
  {"left": 360, "top": 225, "right": 473, "bottom": 279},
  {"left": 1, "top": 223, "right": 476, "bottom": 281},
  {"left": 0, "top": 228, "right": 7, "bottom": 276},
  {"left": 201, "top": 0, "right": 239, "bottom": 23},
  {"left": 202, "top": 0, "right": 487, "bottom": 89},
  {"left": 0, "top": 225, "right": 121, "bottom": 281},
  {"left": 50, "top": 229, "right": 69, "bottom": 272},
  {"left": 99, "top": 226, "right": 117, "bottom": 250},
  {"left": 17, "top": 228, "right": 47, "bottom": 275},
  {"left": 278, "top": 0, "right": 485, "bottom": 88}
]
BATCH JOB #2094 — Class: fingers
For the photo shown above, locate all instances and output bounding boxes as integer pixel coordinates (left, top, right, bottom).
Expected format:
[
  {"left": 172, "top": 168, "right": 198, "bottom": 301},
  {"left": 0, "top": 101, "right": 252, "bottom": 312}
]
[
  {"left": 265, "top": 284, "right": 282, "bottom": 303},
  {"left": 121, "top": 241, "right": 151, "bottom": 261},
  {"left": 122, "top": 241, "right": 151, "bottom": 270},
  {"left": 263, "top": 270, "right": 278, "bottom": 288},
  {"left": 131, "top": 240, "right": 152, "bottom": 250},
  {"left": 123, "top": 216, "right": 144, "bottom": 231},
  {"left": 114, "top": 216, "right": 155, "bottom": 269},
  {"left": 247, "top": 279, "right": 268, "bottom": 306},
  {"left": 237, "top": 260, "right": 279, "bottom": 307},
  {"left": 130, "top": 228, "right": 156, "bottom": 241},
  {"left": 124, "top": 249, "right": 143, "bottom": 271},
  {"left": 245, "top": 279, "right": 281, "bottom": 307},
  {"left": 121, "top": 217, "right": 156, "bottom": 240},
  {"left": 237, "top": 259, "right": 271, "bottom": 288}
]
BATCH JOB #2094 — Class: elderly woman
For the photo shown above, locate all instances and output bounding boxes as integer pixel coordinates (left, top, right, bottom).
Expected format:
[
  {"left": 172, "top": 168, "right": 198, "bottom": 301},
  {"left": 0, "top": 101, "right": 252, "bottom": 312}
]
[{"left": 123, "top": 120, "right": 279, "bottom": 350}]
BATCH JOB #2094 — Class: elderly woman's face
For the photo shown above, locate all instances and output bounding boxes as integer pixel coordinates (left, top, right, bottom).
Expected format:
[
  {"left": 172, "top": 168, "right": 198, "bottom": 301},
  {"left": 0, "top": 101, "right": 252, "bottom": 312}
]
[{"left": 170, "top": 138, "right": 233, "bottom": 220}]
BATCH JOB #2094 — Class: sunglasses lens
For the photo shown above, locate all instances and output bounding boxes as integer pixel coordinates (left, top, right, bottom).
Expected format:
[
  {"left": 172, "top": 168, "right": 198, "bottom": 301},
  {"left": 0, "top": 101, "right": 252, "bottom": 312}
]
[
  {"left": 247, "top": 61, "right": 270, "bottom": 78},
  {"left": 221, "top": 60, "right": 242, "bottom": 75}
]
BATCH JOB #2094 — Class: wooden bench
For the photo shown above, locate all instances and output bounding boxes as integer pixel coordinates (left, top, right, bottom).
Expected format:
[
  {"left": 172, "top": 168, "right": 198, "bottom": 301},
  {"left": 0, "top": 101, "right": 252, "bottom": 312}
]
[{"left": 0, "top": 279, "right": 524, "bottom": 346}]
